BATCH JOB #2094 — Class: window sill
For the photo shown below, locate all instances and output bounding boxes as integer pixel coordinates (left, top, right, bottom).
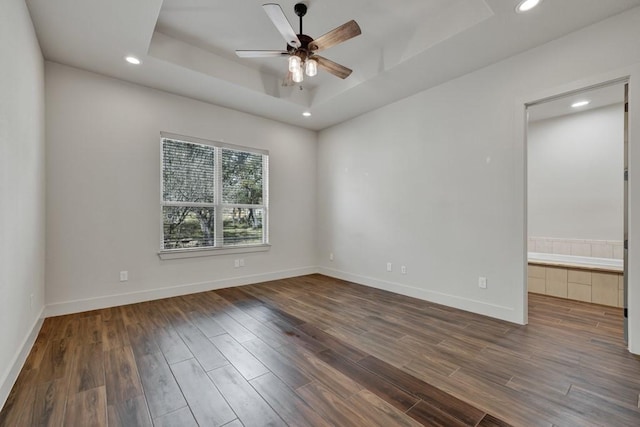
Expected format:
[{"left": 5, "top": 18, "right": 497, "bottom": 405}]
[{"left": 158, "top": 244, "right": 271, "bottom": 260}]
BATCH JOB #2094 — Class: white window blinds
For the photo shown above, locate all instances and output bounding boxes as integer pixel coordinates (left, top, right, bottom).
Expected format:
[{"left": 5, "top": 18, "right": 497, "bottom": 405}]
[{"left": 161, "top": 133, "right": 268, "bottom": 251}]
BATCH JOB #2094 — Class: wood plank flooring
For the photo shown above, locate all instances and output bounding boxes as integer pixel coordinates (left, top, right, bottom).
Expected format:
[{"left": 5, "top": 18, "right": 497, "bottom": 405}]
[{"left": 2, "top": 274, "right": 640, "bottom": 426}]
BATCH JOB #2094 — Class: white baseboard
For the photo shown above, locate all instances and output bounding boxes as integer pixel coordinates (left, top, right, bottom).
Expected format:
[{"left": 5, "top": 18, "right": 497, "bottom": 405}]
[
  {"left": 44, "top": 266, "right": 319, "bottom": 317},
  {"left": 44, "top": 266, "right": 522, "bottom": 323},
  {"left": 319, "top": 267, "right": 522, "bottom": 324},
  {"left": 0, "top": 307, "right": 44, "bottom": 410}
]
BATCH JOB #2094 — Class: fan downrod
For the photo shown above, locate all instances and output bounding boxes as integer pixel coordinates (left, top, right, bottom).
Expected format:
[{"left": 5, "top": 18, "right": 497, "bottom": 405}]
[{"left": 294, "top": 3, "right": 307, "bottom": 35}]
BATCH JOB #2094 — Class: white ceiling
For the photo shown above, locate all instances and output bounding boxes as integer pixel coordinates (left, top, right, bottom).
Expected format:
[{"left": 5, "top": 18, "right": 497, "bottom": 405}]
[{"left": 26, "top": 0, "right": 640, "bottom": 131}]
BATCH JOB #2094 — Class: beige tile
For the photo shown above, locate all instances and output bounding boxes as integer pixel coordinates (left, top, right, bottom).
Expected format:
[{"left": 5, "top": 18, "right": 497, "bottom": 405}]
[
  {"left": 528, "top": 277, "right": 546, "bottom": 294},
  {"left": 568, "top": 283, "right": 591, "bottom": 303},
  {"left": 536, "top": 239, "right": 553, "bottom": 253},
  {"left": 546, "top": 280, "right": 568, "bottom": 298},
  {"left": 570, "top": 243, "right": 591, "bottom": 257},
  {"left": 552, "top": 241, "right": 571, "bottom": 255},
  {"left": 591, "top": 243, "right": 613, "bottom": 259},
  {"left": 592, "top": 272, "right": 619, "bottom": 307},
  {"left": 545, "top": 267, "right": 568, "bottom": 298},
  {"left": 613, "top": 243, "right": 624, "bottom": 260},
  {"left": 568, "top": 269, "right": 591, "bottom": 285},
  {"left": 528, "top": 239, "right": 536, "bottom": 252},
  {"left": 593, "top": 272, "right": 619, "bottom": 286},
  {"left": 619, "top": 275, "right": 624, "bottom": 290},
  {"left": 528, "top": 265, "right": 546, "bottom": 279},
  {"left": 546, "top": 267, "right": 567, "bottom": 283}
]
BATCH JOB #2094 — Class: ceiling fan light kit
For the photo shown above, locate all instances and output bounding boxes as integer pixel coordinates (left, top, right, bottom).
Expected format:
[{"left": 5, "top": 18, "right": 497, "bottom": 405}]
[
  {"left": 236, "top": 2, "right": 361, "bottom": 83},
  {"left": 288, "top": 55, "right": 301, "bottom": 72},
  {"left": 305, "top": 59, "right": 317, "bottom": 77}
]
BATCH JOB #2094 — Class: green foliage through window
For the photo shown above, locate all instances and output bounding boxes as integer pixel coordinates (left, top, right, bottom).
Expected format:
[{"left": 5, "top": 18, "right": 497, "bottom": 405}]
[
  {"left": 161, "top": 136, "right": 268, "bottom": 250},
  {"left": 222, "top": 149, "right": 263, "bottom": 204}
]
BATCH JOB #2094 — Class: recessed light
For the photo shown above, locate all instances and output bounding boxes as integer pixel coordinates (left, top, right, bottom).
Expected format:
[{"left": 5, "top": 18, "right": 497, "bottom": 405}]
[
  {"left": 516, "top": 0, "right": 542, "bottom": 13},
  {"left": 571, "top": 100, "right": 590, "bottom": 108},
  {"left": 125, "top": 56, "right": 141, "bottom": 65},
  {"left": 302, "top": 111, "right": 311, "bottom": 117}
]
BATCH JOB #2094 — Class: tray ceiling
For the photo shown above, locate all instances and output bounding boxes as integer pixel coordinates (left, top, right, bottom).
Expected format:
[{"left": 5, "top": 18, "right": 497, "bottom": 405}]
[{"left": 26, "top": 0, "right": 640, "bottom": 130}]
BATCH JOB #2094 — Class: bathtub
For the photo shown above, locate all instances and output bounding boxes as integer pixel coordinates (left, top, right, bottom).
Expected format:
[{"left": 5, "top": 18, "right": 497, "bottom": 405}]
[
  {"left": 528, "top": 252, "right": 623, "bottom": 272},
  {"left": 527, "top": 252, "right": 624, "bottom": 306}
]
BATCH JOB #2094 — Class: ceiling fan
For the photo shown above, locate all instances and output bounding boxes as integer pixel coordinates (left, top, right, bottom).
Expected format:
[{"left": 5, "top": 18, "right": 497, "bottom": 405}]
[{"left": 236, "top": 3, "right": 361, "bottom": 83}]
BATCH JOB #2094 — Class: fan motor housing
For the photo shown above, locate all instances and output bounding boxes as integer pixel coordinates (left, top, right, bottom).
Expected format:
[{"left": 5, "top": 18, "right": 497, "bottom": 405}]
[
  {"left": 288, "top": 34, "right": 313, "bottom": 51},
  {"left": 287, "top": 34, "right": 314, "bottom": 61}
]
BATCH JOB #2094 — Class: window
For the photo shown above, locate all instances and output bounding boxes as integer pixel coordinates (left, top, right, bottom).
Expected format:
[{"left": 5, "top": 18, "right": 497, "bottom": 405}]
[{"left": 160, "top": 133, "right": 268, "bottom": 254}]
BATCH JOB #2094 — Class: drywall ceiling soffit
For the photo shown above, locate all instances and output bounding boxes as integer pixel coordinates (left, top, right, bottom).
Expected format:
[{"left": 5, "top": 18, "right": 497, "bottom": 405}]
[{"left": 26, "top": 0, "right": 640, "bottom": 131}]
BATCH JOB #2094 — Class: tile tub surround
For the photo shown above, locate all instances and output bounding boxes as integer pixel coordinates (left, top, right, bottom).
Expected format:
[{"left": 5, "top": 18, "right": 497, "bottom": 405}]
[
  {"left": 528, "top": 237, "right": 624, "bottom": 259},
  {"left": 528, "top": 262, "right": 623, "bottom": 307}
]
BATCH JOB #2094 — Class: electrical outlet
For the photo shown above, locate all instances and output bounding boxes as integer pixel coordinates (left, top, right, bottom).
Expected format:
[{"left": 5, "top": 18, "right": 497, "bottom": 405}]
[
  {"left": 239, "top": 259, "right": 245, "bottom": 267},
  {"left": 119, "top": 271, "right": 128, "bottom": 282},
  {"left": 478, "top": 276, "right": 487, "bottom": 289},
  {"left": 329, "top": 252, "right": 334, "bottom": 261},
  {"left": 401, "top": 265, "right": 407, "bottom": 275},
  {"left": 234, "top": 259, "right": 240, "bottom": 268},
  {"left": 386, "top": 262, "right": 392, "bottom": 272}
]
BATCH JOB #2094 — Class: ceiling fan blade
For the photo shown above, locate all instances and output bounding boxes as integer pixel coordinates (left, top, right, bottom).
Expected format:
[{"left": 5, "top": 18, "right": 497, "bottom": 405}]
[
  {"left": 315, "top": 56, "right": 352, "bottom": 79},
  {"left": 309, "top": 20, "right": 361, "bottom": 52},
  {"left": 263, "top": 3, "right": 301, "bottom": 48},
  {"left": 236, "top": 50, "right": 289, "bottom": 58}
]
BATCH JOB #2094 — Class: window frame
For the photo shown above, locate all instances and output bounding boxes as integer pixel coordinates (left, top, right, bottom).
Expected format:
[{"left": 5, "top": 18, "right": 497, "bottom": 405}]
[{"left": 158, "top": 132, "right": 270, "bottom": 259}]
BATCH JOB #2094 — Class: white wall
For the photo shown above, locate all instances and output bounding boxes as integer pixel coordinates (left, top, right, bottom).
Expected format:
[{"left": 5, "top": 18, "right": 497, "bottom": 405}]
[
  {"left": 317, "top": 7, "right": 640, "bottom": 353},
  {"left": 0, "top": 0, "right": 46, "bottom": 407},
  {"left": 45, "top": 62, "right": 317, "bottom": 314},
  {"left": 528, "top": 104, "right": 624, "bottom": 241}
]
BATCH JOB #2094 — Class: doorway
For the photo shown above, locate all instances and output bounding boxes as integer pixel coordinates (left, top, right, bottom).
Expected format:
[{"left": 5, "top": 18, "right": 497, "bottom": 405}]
[{"left": 525, "top": 80, "right": 628, "bottom": 340}]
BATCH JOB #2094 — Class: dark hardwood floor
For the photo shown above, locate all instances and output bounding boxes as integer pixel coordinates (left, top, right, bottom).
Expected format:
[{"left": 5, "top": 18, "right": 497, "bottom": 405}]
[{"left": 1, "top": 274, "right": 639, "bottom": 426}]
